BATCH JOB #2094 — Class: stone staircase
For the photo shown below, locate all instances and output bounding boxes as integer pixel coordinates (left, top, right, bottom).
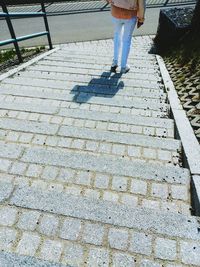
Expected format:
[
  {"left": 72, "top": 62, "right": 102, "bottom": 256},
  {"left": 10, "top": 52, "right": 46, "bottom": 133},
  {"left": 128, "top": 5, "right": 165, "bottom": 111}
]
[{"left": 0, "top": 36, "right": 199, "bottom": 266}]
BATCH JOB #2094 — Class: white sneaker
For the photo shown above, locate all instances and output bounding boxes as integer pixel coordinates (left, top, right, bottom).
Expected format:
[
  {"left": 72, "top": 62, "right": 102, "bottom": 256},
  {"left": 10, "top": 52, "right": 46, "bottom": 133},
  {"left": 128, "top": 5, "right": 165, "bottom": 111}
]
[{"left": 121, "top": 65, "right": 130, "bottom": 74}]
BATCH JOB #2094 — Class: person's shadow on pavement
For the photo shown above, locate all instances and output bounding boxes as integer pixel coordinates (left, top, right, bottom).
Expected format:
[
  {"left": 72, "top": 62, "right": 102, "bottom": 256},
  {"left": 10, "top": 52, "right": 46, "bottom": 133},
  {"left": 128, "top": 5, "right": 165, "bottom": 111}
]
[{"left": 70, "top": 71, "right": 124, "bottom": 103}]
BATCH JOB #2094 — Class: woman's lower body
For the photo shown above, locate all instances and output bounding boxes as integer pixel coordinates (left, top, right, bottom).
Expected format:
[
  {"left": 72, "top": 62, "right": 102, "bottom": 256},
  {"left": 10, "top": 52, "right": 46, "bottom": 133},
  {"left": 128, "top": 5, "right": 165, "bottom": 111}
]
[{"left": 111, "top": 16, "right": 137, "bottom": 73}]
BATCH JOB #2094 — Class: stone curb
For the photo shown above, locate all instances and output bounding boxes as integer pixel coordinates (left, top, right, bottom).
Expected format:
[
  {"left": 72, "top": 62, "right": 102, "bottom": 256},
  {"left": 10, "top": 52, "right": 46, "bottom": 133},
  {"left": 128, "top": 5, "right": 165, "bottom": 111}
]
[
  {"left": 156, "top": 55, "right": 200, "bottom": 215},
  {"left": 192, "top": 175, "right": 200, "bottom": 216},
  {"left": 0, "top": 46, "right": 60, "bottom": 82}
]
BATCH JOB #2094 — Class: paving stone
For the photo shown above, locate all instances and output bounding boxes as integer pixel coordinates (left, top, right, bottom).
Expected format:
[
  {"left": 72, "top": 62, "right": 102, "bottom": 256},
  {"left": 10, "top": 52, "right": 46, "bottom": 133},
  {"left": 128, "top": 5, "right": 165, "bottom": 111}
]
[
  {"left": 129, "top": 232, "right": 152, "bottom": 256},
  {"left": 98, "top": 143, "right": 112, "bottom": 153},
  {"left": 40, "top": 239, "right": 63, "bottom": 262},
  {"left": 155, "top": 237, "right": 177, "bottom": 260},
  {"left": 143, "top": 148, "right": 157, "bottom": 159},
  {"left": 9, "top": 162, "right": 27, "bottom": 175},
  {"left": 180, "top": 241, "right": 200, "bottom": 266},
  {"left": 0, "top": 159, "right": 12, "bottom": 172},
  {"left": 42, "top": 166, "right": 59, "bottom": 181},
  {"left": 151, "top": 183, "right": 168, "bottom": 199},
  {"left": 108, "top": 228, "right": 129, "bottom": 250},
  {"left": 32, "top": 134, "right": 47, "bottom": 145},
  {"left": 84, "top": 189, "right": 100, "bottom": 199},
  {"left": 17, "top": 210, "right": 40, "bottom": 231},
  {"left": 103, "top": 191, "right": 119, "bottom": 202},
  {"left": 76, "top": 170, "right": 91, "bottom": 186},
  {"left": 57, "top": 168, "right": 75, "bottom": 183},
  {"left": 88, "top": 247, "right": 109, "bottom": 267},
  {"left": 121, "top": 194, "right": 138, "bottom": 206},
  {"left": 142, "top": 199, "right": 160, "bottom": 210},
  {"left": 112, "top": 144, "right": 126, "bottom": 155},
  {"left": 39, "top": 214, "right": 59, "bottom": 236},
  {"left": 19, "top": 133, "right": 33, "bottom": 143},
  {"left": 59, "top": 218, "right": 82, "bottom": 241},
  {"left": 6, "top": 131, "right": 20, "bottom": 142},
  {"left": 62, "top": 242, "right": 84, "bottom": 267},
  {"left": 71, "top": 139, "right": 85, "bottom": 149},
  {"left": 0, "top": 142, "right": 23, "bottom": 159},
  {"left": 171, "top": 185, "right": 188, "bottom": 201},
  {"left": 0, "top": 227, "right": 17, "bottom": 250},
  {"left": 127, "top": 146, "right": 141, "bottom": 157},
  {"left": 0, "top": 206, "right": 17, "bottom": 226},
  {"left": 82, "top": 222, "right": 105, "bottom": 245},
  {"left": 26, "top": 164, "right": 43, "bottom": 177},
  {"left": 0, "top": 181, "right": 14, "bottom": 203},
  {"left": 95, "top": 174, "right": 110, "bottom": 189},
  {"left": 131, "top": 179, "right": 147, "bottom": 195},
  {"left": 112, "top": 176, "right": 128, "bottom": 192},
  {"left": 112, "top": 252, "right": 136, "bottom": 267},
  {"left": 16, "top": 232, "right": 41, "bottom": 256}
]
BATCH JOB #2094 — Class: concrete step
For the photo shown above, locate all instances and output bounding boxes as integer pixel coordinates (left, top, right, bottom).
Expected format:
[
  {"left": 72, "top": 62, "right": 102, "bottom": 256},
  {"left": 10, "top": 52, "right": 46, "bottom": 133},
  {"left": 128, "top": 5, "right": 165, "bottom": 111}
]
[
  {"left": 0, "top": 102, "right": 174, "bottom": 138},
  {"left": 0, "top": 183, "right": 198, "bottom": 266},
  {"left": 3, "top": 74, "right": 162, "bottom": 91},
  {"left": 2, "top": 81, "right": 168, "bottom": 113},
  {"left": 42, "top": 57, "right": 160, "bottom": 75},
  {"left": 28, "top": 63, "right": 161, "bottom": 82},
  {"left": 0, "top": 96, "right": 167, "bottom": 120},
  {"left": 11, "top": 70, "right": 162, "bottom": 90},
  {"left": 0, "top": 118, "right": 180, "bottom": 165},
  {"left": 54, "top": 50, "right": 157, "bottom": 63},
  {"left": 46, "top": 54, "right": 160, "bottom": 71},
  {"left": 0, "top": 82, "right": 167, "bottom": 100},
  {"left": 19, "top": 145, "right": 189, "bottom": 185},
  {"left": 57, "top": 124, "right": 180, "bottom": 151}
]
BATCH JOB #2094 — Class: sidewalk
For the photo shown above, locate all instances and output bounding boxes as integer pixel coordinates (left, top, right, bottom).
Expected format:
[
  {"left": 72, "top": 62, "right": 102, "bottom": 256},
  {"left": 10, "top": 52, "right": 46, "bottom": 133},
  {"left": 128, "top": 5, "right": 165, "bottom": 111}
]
[{"left": 0, "top": 36, "right": 199, "bottom": 266}]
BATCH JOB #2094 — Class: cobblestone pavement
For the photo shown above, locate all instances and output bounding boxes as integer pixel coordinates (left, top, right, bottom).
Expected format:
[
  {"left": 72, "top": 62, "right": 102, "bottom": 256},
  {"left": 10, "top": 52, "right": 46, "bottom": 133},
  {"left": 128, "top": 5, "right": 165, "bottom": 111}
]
[{"left": 0, "top": 36, "right": 200, "bottom": 266}]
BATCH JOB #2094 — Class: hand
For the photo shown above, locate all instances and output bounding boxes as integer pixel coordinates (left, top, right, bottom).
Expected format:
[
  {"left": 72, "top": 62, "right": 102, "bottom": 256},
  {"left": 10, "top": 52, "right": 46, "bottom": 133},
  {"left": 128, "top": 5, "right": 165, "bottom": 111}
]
[{"left": 137, "top": 21, "right": 144, "bottom": 28}]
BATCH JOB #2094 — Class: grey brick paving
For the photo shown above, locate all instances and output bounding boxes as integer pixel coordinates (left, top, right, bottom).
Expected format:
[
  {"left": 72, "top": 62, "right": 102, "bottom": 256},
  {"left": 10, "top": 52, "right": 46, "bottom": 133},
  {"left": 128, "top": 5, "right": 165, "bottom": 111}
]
[
  {"left": 0, "top": 37, "right": 196, "bottom": 266},
  {"left": 0, "top": 207, "right": 17, "bottom": 226},
  {"left": 9, "top": 185, "right": 200, "bottom": 240}
]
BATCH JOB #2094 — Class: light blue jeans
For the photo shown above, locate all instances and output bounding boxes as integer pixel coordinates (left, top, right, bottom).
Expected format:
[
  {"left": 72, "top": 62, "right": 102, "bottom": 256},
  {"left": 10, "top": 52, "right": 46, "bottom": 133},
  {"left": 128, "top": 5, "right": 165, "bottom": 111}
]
[{"left": 112, "top": 16, "right": 137, "bottom": 69}]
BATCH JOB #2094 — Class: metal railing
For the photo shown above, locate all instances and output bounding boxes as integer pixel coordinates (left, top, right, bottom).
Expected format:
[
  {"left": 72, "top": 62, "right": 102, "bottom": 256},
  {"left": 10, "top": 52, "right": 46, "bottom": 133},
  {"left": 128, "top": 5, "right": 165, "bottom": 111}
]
[
  {"left": 5, "top": 0, "right": 197, "bottom": 17},
  {"left": 0, "top": 1, "right": 53, "bottom": 63}
]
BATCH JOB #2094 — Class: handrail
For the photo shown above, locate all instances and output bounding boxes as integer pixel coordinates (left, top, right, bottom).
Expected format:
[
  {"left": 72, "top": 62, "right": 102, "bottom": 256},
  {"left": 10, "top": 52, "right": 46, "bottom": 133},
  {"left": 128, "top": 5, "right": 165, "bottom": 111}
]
[
  {"left": 0, "top": 1, "right": 53, "bottom": 63},
  {"left": 0, "top": 12, "right": 45, "bottom": 17}
]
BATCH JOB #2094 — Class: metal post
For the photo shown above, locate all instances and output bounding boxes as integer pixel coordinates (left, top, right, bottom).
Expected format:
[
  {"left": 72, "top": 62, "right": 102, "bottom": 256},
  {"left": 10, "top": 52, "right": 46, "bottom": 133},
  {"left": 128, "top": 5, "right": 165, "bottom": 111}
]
[
  {"left": 164, "top": 0, "right": 170, "bottom": 6},
  {"left": 41, "top": 1, "right": 53, "bottom": 50},
  {"left": 1, "top": 2, "right": 23, "bottom": 63}
]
